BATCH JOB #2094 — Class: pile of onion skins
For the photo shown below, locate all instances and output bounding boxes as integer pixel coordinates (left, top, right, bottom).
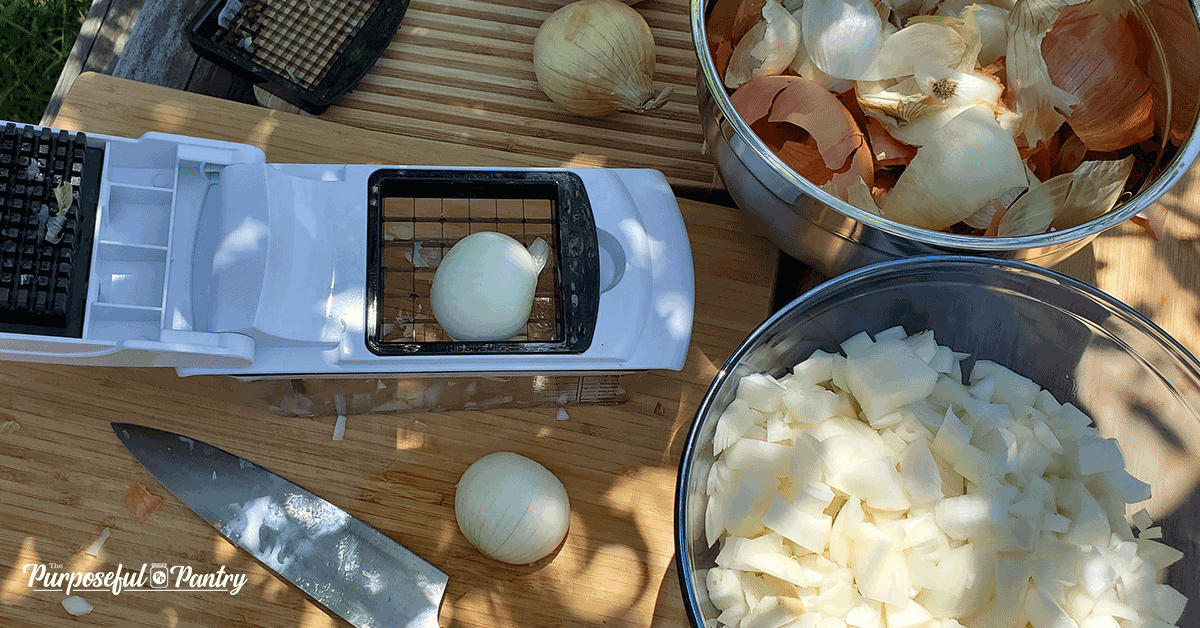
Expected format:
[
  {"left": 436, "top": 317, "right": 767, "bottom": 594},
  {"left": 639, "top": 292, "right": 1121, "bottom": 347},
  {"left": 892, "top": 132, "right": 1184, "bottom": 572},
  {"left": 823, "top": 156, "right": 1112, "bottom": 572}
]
[
  {"left": 702, "top": 327, "right": 1188, "bottom": 628},
  {"left": 706, "top": 0, "right": 1162, "bottom": 236}
]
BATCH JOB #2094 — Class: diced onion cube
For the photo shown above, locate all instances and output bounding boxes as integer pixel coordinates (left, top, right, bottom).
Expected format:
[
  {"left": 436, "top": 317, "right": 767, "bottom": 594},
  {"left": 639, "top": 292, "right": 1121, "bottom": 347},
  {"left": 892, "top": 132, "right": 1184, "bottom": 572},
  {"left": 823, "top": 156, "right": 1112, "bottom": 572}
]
[
  {"left": 738, "top": 373, "right": 788, "bottom": 412},
  {"left": 764, "top": 496, "right": 833, "bottom": 555},
  {"left": 887, "top": 599, "right": 935, "bottom": 628},
  {"left": 788, "top": 350, "right": 837, "bottom": 388},
  {"left": 928, "top": 346, "right": 956, "bottom": 374},
  {"left": 970, "top": 360, "right": 1039, "bottom": 408},
  {"left": 1079, "top": 617, "right": 1120, "bottom": 628},
  {"left": 934, "top": 493, "right": 1007, "bottom": 541},
  {"left": 1106, "top": 469, "right": 1153, "bottom": 503},
  {"left": 1131, "top": 508, "right": 1154, "bottom": 531},
  {"left": 874, "top": 325, "right": 908, "bottom": 342},
  {"left": 899, "top": 439, "right": 944, "bottom": 505},
  {"left": 1025, "top": 584, "right": 1079, "bottom": 628},
  {"left": 783, "top": 387, "right": 840, "bottom": 424},
  {"left": 724, "top": 438, "right": 792, "bottom": 472},
  {"left": 714, "top": 399, "right": 761, "bottom": 456},
  {"left": 1136, "top": 538, "right": 1185, "bottom": 570},
  {"left": 904, "top": 330, "right": 938, "bottom": 363},
  {"left": 844, "top": 339, "right": 938, "bottom": 421},
  {"left": 1146, "top": 582, "right": 1188, "bottom": 624},
  {"left": 1075, "top": 435, "right": 1125, "bottom": 476},
  {"left": 842, "top": 331, "right": 876, "bottom": 358},
  {"left": 842, "top": 457, "right": 911, "bottom": 511}
]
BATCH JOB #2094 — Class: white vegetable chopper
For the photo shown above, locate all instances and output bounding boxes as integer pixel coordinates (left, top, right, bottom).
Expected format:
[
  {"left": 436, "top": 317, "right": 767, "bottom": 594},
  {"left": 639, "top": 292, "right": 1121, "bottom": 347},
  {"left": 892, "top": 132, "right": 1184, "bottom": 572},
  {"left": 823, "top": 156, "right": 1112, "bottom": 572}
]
[{"left": 0, "top": 121, "right": 694, "bottom": 412}]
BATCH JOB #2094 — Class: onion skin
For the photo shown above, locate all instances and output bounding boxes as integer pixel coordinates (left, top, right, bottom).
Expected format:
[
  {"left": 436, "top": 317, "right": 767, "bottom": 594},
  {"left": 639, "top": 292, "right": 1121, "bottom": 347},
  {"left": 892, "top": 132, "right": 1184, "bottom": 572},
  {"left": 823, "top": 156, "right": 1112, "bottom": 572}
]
[
  {"left": 1042, "top": 5, "right": 1154, "bottom": 152},
  {"left": 533, "top": 0, "right": 665, "bottom": 117},
  {"left": 730, "top": 75, "right": 873, "bottom": 198},
  {"left": 708, "top": 0, "right": 769, "bottom": 48}
]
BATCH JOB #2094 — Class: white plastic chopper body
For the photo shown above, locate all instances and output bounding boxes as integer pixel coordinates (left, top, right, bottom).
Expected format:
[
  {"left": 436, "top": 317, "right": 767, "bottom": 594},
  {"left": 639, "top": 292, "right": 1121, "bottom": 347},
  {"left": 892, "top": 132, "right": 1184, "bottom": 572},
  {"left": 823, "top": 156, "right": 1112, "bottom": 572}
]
[{"left": 0, "top": 125, "right": 695, "bottom": 378}]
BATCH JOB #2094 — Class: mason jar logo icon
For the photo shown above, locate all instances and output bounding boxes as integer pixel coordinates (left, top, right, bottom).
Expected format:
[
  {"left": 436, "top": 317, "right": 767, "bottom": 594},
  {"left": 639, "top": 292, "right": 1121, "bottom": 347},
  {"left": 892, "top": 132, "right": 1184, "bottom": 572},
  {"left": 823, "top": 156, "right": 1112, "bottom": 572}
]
[{"left": 149, "top": 563, "right": 169, "bottom": 588}]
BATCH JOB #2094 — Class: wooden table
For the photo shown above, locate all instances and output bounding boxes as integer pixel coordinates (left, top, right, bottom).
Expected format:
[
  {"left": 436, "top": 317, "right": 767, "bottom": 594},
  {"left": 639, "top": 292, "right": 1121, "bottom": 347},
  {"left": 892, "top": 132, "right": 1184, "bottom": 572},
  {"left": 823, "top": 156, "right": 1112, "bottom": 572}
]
[
  {"left": 1, "top": 73, "right": 777, "bottom": 628},
  {"left": 2, "top": 72, "right": 1198, "bottom": 626},
  {"left": 317, "top": 0, "right": 715, "bottom": 191}
]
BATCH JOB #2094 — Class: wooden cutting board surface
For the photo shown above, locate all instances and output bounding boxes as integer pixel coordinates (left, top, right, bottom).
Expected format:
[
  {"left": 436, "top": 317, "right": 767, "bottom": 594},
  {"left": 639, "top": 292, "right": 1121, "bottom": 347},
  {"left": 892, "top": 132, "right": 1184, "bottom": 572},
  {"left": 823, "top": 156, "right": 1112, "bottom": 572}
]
[
  {"left": 316, "top": 0, "right": 717, "bottom": 190},
  {"left": 0, "top": 73, "right": 777, "bottom": 628}
]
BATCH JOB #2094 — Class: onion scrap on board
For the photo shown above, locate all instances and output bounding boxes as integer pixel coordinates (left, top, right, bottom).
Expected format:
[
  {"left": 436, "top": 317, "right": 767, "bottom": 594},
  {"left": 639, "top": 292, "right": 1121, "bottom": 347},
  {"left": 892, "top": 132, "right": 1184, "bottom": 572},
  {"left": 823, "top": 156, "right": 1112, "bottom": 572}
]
[{"left": 707, "top": 0, "right": 1165, "bottom": 236}]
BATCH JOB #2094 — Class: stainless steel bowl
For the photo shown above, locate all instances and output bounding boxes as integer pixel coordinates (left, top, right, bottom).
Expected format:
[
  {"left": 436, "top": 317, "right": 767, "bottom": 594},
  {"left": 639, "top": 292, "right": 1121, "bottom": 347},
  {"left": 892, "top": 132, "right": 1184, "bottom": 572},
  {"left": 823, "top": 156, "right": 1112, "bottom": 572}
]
[
  {"left": 690, "top": 0, "right": 1200, "bottom": 277},
  {"left": 674, "top": 256, "right": 1200, "bottom": 627}
]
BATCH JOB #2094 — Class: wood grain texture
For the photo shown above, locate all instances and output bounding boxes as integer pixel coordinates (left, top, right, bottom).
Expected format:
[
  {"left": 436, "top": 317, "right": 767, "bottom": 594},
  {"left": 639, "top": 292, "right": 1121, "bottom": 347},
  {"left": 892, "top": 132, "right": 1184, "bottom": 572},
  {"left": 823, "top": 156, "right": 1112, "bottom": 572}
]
[
  {"left": 54, "top": 73, "right": 557, "bottom": 167},
  {"left": 316, "top": 0, "right": 715, "bottom": 189},
  {"left": 3, "top": 75, "right": 779, "bottom": 628}
]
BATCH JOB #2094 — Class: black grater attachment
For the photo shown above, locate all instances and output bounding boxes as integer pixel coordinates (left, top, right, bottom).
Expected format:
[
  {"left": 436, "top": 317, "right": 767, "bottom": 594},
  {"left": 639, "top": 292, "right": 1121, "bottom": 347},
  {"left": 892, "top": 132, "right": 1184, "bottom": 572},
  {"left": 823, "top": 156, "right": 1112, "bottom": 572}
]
[
  {"left": 187, "top": 0, "right": 410, "bottom": 114},
  {"left": 365, "top": 170, "right": 600, "bottom": 356},
  {"left": 0, "top": 123, "right": 102, "bottom": 338}
]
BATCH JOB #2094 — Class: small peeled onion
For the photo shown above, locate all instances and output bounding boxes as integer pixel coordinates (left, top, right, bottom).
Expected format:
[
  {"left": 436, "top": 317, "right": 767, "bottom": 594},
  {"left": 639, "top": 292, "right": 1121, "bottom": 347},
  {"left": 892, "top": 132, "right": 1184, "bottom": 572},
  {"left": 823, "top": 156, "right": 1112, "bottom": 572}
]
[
  {"left": 533, "top": 0, "right": 670, "bottom": 117},
  {"left": 454, "top": 452, "right": 571, "bottom": 564},
  {"left": 431, "top": 232, "right": 549, "bottom": 342}
]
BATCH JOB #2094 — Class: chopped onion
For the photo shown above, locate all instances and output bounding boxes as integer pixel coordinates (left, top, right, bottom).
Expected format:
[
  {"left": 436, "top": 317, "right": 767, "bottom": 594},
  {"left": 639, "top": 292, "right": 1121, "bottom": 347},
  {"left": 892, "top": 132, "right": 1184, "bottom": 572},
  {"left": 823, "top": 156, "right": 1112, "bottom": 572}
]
[{"left": 701, "top": 327, "right": 1187, "bottom": 628}]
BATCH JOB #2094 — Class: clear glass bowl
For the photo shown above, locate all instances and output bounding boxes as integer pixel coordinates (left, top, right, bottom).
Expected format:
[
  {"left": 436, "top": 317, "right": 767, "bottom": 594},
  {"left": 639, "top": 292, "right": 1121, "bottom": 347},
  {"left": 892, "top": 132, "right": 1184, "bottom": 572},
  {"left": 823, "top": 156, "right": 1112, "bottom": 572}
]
[{"left": 674, "top": 256, "right": 1200, "bottom": 627}]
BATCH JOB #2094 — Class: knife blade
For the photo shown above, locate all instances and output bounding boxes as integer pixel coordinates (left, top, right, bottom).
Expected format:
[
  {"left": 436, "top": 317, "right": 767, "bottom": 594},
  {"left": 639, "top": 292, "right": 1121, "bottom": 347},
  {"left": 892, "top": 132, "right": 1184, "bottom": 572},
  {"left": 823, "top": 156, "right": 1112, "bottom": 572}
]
[{"left": 111, "top": 422, "right": 447, "bottom": 628}]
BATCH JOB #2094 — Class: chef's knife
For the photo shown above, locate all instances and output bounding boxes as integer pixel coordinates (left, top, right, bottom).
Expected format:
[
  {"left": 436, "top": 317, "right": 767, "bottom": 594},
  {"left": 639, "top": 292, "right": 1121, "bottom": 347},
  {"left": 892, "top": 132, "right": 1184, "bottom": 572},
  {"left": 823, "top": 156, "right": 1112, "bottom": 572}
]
[{"left": 111, "top": 423, "right": 447, "bottom": 628}]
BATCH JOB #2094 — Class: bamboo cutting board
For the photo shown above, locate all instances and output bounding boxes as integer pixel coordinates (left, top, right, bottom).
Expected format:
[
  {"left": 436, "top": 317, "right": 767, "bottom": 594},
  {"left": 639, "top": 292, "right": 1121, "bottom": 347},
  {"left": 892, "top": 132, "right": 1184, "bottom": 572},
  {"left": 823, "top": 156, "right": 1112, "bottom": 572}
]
[
  {"left": 317, "top": 0, "right": 717, "bottom": 190},
  {"left": 0, "top": 73, "right": 778, "bottom": 628}
]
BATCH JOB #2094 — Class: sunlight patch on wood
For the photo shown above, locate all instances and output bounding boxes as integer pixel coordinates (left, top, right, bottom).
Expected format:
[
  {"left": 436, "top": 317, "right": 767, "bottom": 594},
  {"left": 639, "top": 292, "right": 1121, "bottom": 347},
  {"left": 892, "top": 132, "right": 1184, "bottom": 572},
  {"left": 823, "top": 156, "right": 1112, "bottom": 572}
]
[
  {"left": 395, "top": 427, "right": 426, "bottom": 450},
  {"left": 2, "top": 536, "right": 39, "bottom": 606},
  {"left": 214, "top": 535, "right": 238, "bottom": 564}
]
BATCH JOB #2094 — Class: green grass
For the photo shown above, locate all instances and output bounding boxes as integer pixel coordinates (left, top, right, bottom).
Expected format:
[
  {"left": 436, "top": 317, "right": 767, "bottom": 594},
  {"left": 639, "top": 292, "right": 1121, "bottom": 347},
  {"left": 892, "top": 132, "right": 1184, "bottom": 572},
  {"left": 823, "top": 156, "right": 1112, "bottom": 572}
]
[{"left": 1, "top": 0, "right": 93, "bottom": 123}]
